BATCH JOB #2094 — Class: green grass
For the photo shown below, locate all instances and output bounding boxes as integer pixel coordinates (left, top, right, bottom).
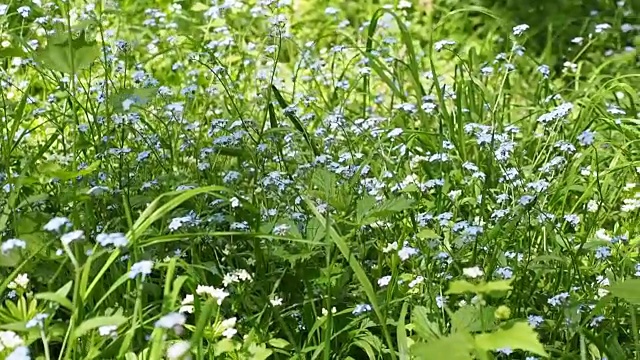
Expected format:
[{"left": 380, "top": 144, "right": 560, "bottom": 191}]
[{"left": 0, "top": 0, "right": 639, "bottom": 359}]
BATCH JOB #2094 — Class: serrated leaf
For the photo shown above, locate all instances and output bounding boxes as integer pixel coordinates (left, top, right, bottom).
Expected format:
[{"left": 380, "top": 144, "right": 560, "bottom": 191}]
[
  {"left": 410, "top": 332, "right": 475, "bottom": 360},
  {"left": 474, "top": 321, "right": 548, "bottom": 357},
  {"left": 609, "top": 279, "right": 640, "bottom": 304},
  {"left": 73, "top": 315, "right": 127, "bottom": 337}
]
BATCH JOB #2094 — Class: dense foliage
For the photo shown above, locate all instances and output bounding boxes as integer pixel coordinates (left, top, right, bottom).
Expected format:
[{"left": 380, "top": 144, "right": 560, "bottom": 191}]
[{"left": 0, "top": 0, "right": 639, "bottom": 359}]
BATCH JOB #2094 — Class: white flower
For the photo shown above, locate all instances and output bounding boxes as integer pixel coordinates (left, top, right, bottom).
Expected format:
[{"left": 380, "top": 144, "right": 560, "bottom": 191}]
[
  {"left": 221, "top": 327, "right": 237, "bottom": 339},
  {"left": 6, "top": 346, "right": 30, "bottom": 360},
  {"left": 167, "top": 341, "right": 191, "bottom": 360},
  {"left": 196, "top": 285, "right": 229, "bottom": 305},
  {"left": 155, "top": 313, "right": 186, "bottom": 329},
  {"left": 0, "top": 4, "right": 8, "bottom": 16},
  {"left": 463, "top": 266, "right": 484, "bottom": 279},
  {"left": 382, "top": 242, "right": 398, "bottom": 253},
  {"left": 96, "top": 233, "right": 128, "bottom": 248},
  {"left": 586, "top": 200, "right": 599, "bottom": 212},
  {"left": 409, "top": 276, "right": 424, "bottom": 288},
  {"left": 87, "top": 186, "right": 109, "bottom": 195},
  {"left": 398, "top": 244, "right": 419, "bottom": 261},
  {"left": 1, "top": 239, "right": 26, "bottom": 254},
  {"left": 321, "top": 307, "right": 337, "bottom": 316},
  {"left": 434, "top": 39, "right": 456, "bottom": 51},
  {"left": 8, "top": 273, "right": 29, "bottom": 290},
  {"left": 98, "top": 325, "right": 117, "bottom": 337},
  {"left": 0, "top": 331, "right": 24, "bottom": 350},
  {"left": 595, "top": 229, "right": 612, "bottom": 242},
  {"left": 129, "top": 260, "right": 153, "bottom": 279},
  {"left": 597, "top": 288, "right": 610, "bottom": 298},
  {"left": 179, "top": 294, "right": 194, "bottom": 313},
  {"left": 43, "top": 217, "right": 70, "bottom": 232},
  {"left": 60, "top": 230, "right": 84, "bottom": 245},
  {"left": 377, "top": 275, "right": 392, "bottom": 287},
  {"left": 220, "top": 317, "right": 236, "bottom": 330},
  {"left": 270, "top": 296, "right": 283, "bottom": 306}
]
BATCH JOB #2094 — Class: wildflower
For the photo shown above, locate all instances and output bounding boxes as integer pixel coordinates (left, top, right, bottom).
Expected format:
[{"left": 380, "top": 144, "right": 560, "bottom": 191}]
[
  {"left": 0, "top": 330, "right": 24, "bottom": 350},
  {"left": 547, "top": 292, "right": 569, "bottom": 307},
  {"left": 8, "top": 274, "right": 29, "bottom": 290},
  {"left": 434, "top": 40, "right": 455, "bottom": 51},
  {"left": 512, "top": 24, "right": 530, "bottom": 36},
  {"left": 563, "top": 214, "right": 580, "bottom": 228},
  {"left": 528, "top": 315, "right": 544, "bottom": 328},
  {"left": 179, "top": 294, "right": 194, "bottom": 313},
  {"left": 595, "top": 246, "right": 611, "bottom": 259},
  {"left": 1, "top": 239, "right": 26, "bottom": 254},
  {"left": 595, "top": 23, "right": 611, "bottom": 33},
  {"left": 589, "top": 315, "right": 605, "bottom": 327},
  {"left": 96, "top": 233, "right": 128, "bottom": 248},
  {"left": 382, "top": 242, "right": 398, "bottom": 253},
  {"left": 321, "top": 307, "right": 337, "bottom": 317},
  {"left": 17, "top": 6, "right": 30, "bottom": 17},
  {"left": 353, "top": 303, "right": 372, "bottom": 315},
  {"left": 377, "top": 275, "right": 392, "bottom": 287},
  {"left": 26, "top": 313, "right": 49, "bottom": 329},
  {"left": 6, "top": 346, "right": 30, "bottom": 360},
  {"left": 60, "top": 230, "right": 84, "bottom": 245},
  {"left": 405, "top": 275, "right": 423, "bottom": 289},
  {"left": 155, "top": 313, "right": 186, "bottom": 329},
  {"left": 435, "top": 295, "right": 447, "bottom": 308},
  {"left": 270, "top": 296, "right": 283, "bottom": 306},
  {"left": 495, "top": 267, "right": 513, "bottom": 279},
  {"left": 43, "top": 217, "right": 70, "bottom": 232},
  {"left": 462, "top": 266, "right": 484, "bottom": 279},
  {"left": 497, "top": 347, "right": 513, "bottom": 355},
  {"left": 195, "top": 285, "right": 229, "bottom": 305},
  {"left": 398, "top": 244, "right": 419, "bottom": 261},
  {"left": 577, "top": 130, "right": 595, "bottom": 146},
  {"left": 129, "top": 260, "right": 154, "bottom": 279},
  {"left": 166, "top": 341, "right": 191, "bottom": 360},
  {"left": 98, "top": 325, "right": 118, "bottom": 337},
  {"left": 587, "top": 200, "right": 599, "bottom": 212}
]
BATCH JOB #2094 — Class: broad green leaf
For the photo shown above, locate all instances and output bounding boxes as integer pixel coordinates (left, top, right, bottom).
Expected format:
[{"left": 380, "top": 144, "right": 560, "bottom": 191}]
[
  {"left": 446, "top": 280, "right": 512, "bottom": 295},
  {"left": 474, "top": 321, "right": 548, "bottom": 357},
  {"left": 110, "top": 87, "right": 159, "bottom": 112},
  {"left": 191, "top": 2, "right": 210, "bottom": 11},
  {"left": 609, "top": 279, "right": 640, "bottom": 304},
  {"left": 451, "top": 306, "right": 496, "bottom": 333},
  {"left": 417, "top": 228, "right": 440, "bottom": 240},
  {"left": 214, "top": 338, "right": 237, "bottom": 355},
  {"left": 411, "top": 306, "right": 440, "bottom": 341},
  {"left": 36, "top": 31, "right": 101, "bottom": 74},
  {"left": 268, "top": 338, "right": 291, "bottom": 349},
  {"left": 356, "top": 195, "right": 377, "bottom": 223},
  {"left": 410, "top": 332, "right": 474, "bottom": 360},
  {"left": 73, "top": 315, "right": 127, "bottom": 337},
  {"left": 371, "top": 197, "right": 415, "bottom": 216}
]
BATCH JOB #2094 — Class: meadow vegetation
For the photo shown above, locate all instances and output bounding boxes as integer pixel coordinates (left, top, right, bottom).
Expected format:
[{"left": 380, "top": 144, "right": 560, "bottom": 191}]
[{"left": 0, "top": 0, "right": 639, "bottom": 359}]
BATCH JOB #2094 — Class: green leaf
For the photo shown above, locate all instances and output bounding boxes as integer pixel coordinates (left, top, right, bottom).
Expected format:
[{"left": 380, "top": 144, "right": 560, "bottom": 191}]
[
  {"left": 271, "top": 85, "right": 319, "bottom": 156},
  {"left": 36, "top": 31, "right": 101, "bottom": 74},
  {"left": 35, "top": 283, "right": 73, "bottom": 310},
  {"left": 109, "top": 87, "right": 159, "bottom": 112},
  {"left": 371, "top": 196, "right": 415, "bottom": 216},
  {"left": 410, "top": 332, "right": 475, "bottom": 360},
  {"left": 446, "top": 280, "right": 512, "bottom": 295},
  {"left": 191, "top": 2, "right": 210, "bottom": 11},
  {"left": 73, "top": 315, "right": 128, "bottom": 337},
  {"left": 609, "top": 279, "right": 640, "bottom": 304},
  {"left": 411, "top": 306, "right": 440, "bottom": 342},
  {"left": 398, "top": 302, "right": 409, "bottom": 360},
  {"left": 474, "top": 321, "right": 548, "bottom": 357},
  {"left": 451, "top": 306, "right": 496, "bottom": 333},
  {"left": 416, "top": 228, "right": 440, "bottom": 240},
  {"left": 214, "top": 338, "right": 237, "bottom": 355},
  {"left": 356, "top": 195, "right": 377, "bottom": 223},
  {"left": 268, "top": 338, "right": 291, "bottom": 349}
]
